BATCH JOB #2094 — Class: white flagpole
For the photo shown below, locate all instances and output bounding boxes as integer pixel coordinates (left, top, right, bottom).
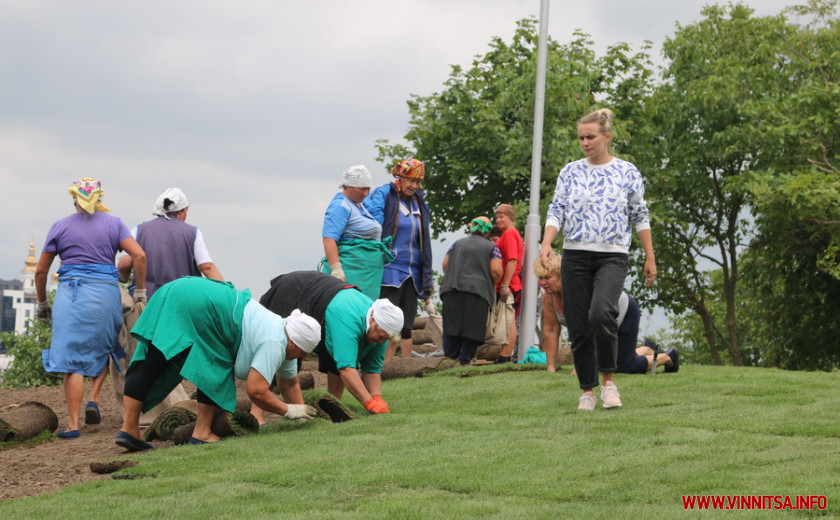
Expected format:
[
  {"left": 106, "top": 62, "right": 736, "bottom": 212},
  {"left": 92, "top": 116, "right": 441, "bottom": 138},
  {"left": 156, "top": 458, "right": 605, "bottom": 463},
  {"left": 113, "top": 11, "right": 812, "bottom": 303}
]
[{"left": 518, "top": 0, "right": 550, "bottom": 361}]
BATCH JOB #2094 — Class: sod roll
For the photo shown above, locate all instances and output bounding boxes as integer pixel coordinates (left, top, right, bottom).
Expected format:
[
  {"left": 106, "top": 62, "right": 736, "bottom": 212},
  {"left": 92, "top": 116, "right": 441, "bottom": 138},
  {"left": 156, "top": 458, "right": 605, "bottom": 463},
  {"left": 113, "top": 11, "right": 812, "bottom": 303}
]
[
  {"left": 211, "top": 409, "right": 260, "bottom": 438},
  {"left": 315, "top": 396, "right": 356, "bottom": 423},
  {"left": 171, "top": 421, "right": 197, "bottom": 445},
  {"left": 145, "top": 406, "right": 198, "bottom": 441},
  {"left": 381, "top": 357, "right": 456, "bottom": 380},
  {"left": 0, "top": 401, "right": 59, "bottom": 442},
  {"left": 411, "top": 329, "right": 434, "bottom": 345}
]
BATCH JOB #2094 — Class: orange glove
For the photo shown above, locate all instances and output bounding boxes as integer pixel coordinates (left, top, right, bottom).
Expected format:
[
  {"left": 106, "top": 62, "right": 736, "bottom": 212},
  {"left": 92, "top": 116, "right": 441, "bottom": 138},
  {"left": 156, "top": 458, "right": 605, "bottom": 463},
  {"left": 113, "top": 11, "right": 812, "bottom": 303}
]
[
  {"left": 363, "top": 396, "right": 390, "bottom": 414},
  {"left": 372, "top": 395, "right": 390, "bottom": 412}
]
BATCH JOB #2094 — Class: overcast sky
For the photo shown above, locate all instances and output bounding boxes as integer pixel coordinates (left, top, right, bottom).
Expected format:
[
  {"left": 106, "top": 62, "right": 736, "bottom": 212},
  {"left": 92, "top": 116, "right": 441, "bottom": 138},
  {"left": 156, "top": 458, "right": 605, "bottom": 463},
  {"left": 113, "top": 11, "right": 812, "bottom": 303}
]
[{"left": 1, "top": 0, "right": 793, "bottom": 328}]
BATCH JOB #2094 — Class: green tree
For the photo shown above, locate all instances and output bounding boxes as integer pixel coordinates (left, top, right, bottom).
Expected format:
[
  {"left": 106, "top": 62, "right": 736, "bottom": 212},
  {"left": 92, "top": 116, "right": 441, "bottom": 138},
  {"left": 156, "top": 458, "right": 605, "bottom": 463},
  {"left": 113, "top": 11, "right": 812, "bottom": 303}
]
[
  {"left": 0, "top": 319, "right": 60, "bottom": 388},
  {"left": 738, "top": 0, "right": 840, "bottom": 369},
  {"left": 377, "top": 4, "right": 840, "bottom": 370},
  {"left": 644, "top": 4, "right": 799, "bottom": 365},
  {"left": 376, "top": 18, "right": 655, "bottom": 236}
]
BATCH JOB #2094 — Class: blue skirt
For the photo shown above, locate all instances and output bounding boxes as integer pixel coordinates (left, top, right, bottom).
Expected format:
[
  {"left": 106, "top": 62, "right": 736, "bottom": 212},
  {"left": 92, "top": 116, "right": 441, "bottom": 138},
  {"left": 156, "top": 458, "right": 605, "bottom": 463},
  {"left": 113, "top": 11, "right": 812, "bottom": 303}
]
[{"left": 42, "top": 264, "right": 124, "bottom": 376}]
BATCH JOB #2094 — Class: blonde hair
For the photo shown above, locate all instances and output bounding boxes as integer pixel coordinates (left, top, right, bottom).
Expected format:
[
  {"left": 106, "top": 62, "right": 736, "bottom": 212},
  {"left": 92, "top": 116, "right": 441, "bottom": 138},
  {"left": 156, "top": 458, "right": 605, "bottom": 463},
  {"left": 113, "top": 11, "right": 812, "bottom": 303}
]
[
  {"left": 579, "top": 108, "right": 615, "bottom": 135},
  {"left": 533, "top": 253, "right": 562, "bottom": 278}
]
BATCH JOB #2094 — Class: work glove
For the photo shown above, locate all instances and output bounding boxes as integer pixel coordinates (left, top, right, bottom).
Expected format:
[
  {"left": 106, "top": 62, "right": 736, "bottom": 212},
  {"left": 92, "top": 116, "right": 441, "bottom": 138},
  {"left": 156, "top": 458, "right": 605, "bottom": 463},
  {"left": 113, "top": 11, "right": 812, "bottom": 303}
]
[
  {"left": 330, "top": 262, "right": 346, "bottom": 282},
  {"left": 499, "top": 285, "right": 511, "bottom": 300},
  {"left": 36, "top": 301, "right": 52, "bottom": 324},
  {"left": 284, "top": 404, "right": 317, "bottom": 421},
  {"left": 372, "top": 395, "right": 390, "bottom": 412},
  {"left": 133, "top": 288, "right": 147, "bottom": 303},
  {"left": 364, "top": 396, "right": 390, "bottom": 414},
  {"left": 119, "top": 272, "right": 130, "bottom": 284},
  {"left": 424, "top": 300, "right": 437, "bottom": 316}
]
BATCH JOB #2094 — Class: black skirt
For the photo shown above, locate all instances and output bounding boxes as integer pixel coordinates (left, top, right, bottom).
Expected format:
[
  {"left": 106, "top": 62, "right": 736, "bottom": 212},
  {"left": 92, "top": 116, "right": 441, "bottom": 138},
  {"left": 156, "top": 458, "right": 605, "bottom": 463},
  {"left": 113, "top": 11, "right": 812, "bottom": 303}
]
[{"left": 441, "top": 291, "right": 491, "bottom": 343}]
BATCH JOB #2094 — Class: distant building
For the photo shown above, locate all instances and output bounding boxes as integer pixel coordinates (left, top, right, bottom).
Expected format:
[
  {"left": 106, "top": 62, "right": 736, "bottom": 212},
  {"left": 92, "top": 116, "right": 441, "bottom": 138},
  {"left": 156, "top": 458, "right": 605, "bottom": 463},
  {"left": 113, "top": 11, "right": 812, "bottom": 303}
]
[{"left": 0, "top": 241, "right": 48, "bottom": 353}]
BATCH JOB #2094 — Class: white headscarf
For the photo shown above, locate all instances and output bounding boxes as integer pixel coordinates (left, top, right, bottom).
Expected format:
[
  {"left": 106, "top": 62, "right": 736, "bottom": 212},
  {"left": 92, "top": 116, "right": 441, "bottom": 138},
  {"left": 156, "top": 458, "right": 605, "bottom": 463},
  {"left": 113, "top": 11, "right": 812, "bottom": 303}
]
[
  {"left": 368, "top": 298, "right": 404, "bottom": 336},
  {"left": 152, "top": 187, "right": 190, "bottom": 218},
  {"left": 285, "top": 309, "right": 321, "bottom": 353},
  {"left": 342, "top": 165, "right": 373, "bottom": 188}
]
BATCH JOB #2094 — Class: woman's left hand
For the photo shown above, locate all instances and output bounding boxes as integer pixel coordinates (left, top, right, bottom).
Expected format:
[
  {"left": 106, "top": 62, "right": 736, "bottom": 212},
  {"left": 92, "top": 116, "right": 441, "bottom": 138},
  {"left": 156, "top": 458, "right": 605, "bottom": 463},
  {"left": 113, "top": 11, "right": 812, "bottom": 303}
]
[
  {"left": 284, "top": 404, "right": 317, "bottom": 421},
  {"left": 643, "top": 256, "right": 657, "bottom": 287}
]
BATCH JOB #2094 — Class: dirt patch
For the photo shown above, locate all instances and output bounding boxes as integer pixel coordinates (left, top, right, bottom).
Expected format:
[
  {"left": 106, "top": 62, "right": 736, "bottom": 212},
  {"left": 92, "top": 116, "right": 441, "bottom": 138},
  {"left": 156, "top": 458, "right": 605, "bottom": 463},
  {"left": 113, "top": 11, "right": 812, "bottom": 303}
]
[
  {"left": 0, "top": 364, "right": 328, "bottom": 502},
  {"left": 0, "top": 378, "right": 153, "bottom": 501}
]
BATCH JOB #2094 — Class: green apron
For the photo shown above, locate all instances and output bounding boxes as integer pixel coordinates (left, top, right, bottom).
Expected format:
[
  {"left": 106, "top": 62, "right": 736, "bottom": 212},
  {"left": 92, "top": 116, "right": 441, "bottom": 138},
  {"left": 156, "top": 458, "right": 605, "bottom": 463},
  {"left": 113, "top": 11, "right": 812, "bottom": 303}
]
[
  {"left": 319, "top": 237, "right": 393, "bottom": 300},
  {"left": 129, "top": 277, "right": 250, "bottom": 412}
]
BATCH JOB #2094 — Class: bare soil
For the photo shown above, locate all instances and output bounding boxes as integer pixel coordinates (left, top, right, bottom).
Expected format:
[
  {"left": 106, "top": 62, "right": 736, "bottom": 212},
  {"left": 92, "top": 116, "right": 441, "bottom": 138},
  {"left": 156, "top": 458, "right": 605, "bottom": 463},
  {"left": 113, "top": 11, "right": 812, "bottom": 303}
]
[{"left": 0, "top": 366, "right": 328, "bottom": 502}]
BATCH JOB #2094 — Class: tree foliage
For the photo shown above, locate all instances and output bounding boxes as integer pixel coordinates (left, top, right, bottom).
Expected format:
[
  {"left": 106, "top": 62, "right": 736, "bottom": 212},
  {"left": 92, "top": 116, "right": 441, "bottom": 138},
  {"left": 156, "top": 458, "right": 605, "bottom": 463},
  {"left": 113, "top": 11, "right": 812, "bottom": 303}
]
[
  {"left": 0, "top": 319, "right": 60, "bottom": 388},
  {"left": 376, "top": 18, "right": 655, "bottom": 235},
  {"left": 643, "top": 4, "right": 800, "bottom": 365},
  {"left": 736, "top": 0, "right": 840, "bottom": 369},
  {"left": 378, "top": 2, "right": 840, "bottom": 369}
]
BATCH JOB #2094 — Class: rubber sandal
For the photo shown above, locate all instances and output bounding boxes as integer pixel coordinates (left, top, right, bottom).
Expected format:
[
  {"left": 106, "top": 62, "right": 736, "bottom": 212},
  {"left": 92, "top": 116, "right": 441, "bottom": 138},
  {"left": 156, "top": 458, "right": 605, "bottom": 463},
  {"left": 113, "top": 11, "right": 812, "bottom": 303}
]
[
  {"left": 188, "top": 437, "right": 209, "bottom": 445},
  {"left": 57, "top": 429, "right": 81, "bottom": 439},
  {"left": 115, "top": 431, "right": 154, "bottom": 452},
  {"left": 85, "top": 401, "right": 101, "bottom": 425}
]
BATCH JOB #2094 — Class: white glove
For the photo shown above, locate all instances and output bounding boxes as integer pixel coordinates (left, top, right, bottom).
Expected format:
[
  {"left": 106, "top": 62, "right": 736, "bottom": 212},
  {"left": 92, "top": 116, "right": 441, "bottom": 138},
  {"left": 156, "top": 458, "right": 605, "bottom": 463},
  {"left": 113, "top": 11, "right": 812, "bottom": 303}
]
[
  {"left": 284, "top": 404, "right": 317, "bottom": 421},
  {"left": 330, "top": 262, "right": 346, "bottom": 282},
  {"left": 36, "top": 300, "right": 52, "bottom": 324},
  {"left": 499, "top": 285, "right": 511, "bottom": 300},
  {"left": 133, "top": 289, "right": 147, "bottom": 303},
  {"left": 424, "top": 300, "right": 437, "bottom": 316}
]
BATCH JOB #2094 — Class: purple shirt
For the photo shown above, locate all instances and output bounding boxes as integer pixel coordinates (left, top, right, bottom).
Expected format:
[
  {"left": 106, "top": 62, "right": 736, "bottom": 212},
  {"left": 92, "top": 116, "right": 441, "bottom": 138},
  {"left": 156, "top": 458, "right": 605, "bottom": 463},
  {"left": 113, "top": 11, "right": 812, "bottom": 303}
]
[{"left": 43, "top": 212, "right": 132, "bottom": 265}]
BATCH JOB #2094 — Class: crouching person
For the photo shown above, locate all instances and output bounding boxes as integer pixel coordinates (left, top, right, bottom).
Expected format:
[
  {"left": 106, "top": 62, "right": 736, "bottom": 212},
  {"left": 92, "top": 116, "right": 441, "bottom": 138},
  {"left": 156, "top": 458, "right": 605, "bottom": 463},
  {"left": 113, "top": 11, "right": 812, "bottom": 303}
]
[
  {"left": 255, "top": 271, "right": 403, "bottom": 419},
  {"left": 115, "top": 277, "right": 320, "bottom": 452}
]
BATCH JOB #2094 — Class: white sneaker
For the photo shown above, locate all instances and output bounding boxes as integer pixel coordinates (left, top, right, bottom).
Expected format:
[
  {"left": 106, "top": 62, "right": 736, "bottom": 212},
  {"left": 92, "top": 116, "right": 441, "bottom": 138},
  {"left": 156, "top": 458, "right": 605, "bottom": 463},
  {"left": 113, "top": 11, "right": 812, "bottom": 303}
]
[
  {"left": 600, "top": 385, "right": 622, "bottom": 408},
  {"left": 577, "top": 394, "right": 597, "bottom": 411}
]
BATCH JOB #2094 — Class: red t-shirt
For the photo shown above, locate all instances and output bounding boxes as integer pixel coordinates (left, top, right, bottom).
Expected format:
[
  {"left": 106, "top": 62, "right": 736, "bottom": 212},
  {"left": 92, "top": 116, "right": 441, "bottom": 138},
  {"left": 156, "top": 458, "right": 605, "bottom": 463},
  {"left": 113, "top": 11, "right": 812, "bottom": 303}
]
[{"left": 495, "top": 227, "right": 523, "bottom": 292}]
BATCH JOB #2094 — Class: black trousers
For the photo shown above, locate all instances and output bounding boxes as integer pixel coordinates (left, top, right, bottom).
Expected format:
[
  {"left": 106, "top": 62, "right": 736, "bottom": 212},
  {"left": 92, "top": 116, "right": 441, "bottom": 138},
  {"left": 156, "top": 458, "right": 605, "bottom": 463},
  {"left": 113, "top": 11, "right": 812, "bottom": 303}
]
[
  {"left": 123, "top": 345, "right": 219, "bottom": 406},
  {"left": 561, "top": 249, "right": 628, "bottom": 390}
]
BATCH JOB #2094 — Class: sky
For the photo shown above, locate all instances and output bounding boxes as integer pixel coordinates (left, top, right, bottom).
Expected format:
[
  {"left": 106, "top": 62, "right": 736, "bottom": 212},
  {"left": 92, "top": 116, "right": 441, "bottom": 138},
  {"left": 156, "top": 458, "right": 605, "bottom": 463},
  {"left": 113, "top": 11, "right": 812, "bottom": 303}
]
[{"left": 0, "top": 0, "right": 794, "bottom": 331}]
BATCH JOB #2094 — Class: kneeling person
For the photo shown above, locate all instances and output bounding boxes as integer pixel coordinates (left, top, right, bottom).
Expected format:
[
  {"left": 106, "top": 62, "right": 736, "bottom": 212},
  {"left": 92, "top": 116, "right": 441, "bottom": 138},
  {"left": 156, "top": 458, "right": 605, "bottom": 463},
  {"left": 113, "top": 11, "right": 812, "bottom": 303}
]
[
  {"left": 535, "top": 254, "right": 678, "bottom": 374},
  {"left": 116, "top": 277, "right": 320, "bottom": 452}
]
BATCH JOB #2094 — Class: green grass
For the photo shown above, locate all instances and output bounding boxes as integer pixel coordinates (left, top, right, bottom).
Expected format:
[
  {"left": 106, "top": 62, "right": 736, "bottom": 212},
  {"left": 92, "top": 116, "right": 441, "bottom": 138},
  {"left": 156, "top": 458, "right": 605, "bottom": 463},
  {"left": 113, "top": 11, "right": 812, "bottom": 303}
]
[
  {"left": 1, "top": 365, "right": 838, "bottom": 519},
  {"left": 0, "top": 430, "right": 55, "bottom": 449}
]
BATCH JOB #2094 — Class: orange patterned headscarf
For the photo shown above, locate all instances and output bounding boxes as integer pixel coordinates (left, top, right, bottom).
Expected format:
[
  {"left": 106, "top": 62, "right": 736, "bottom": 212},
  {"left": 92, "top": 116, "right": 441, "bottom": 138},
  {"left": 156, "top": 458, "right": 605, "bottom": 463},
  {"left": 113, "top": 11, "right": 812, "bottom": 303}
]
[
  {"left": 69, "top": 178, "right": 110, "bottom": 214},
  {"left": 391, "top": 158, "right": 425, "bottom": 180}
]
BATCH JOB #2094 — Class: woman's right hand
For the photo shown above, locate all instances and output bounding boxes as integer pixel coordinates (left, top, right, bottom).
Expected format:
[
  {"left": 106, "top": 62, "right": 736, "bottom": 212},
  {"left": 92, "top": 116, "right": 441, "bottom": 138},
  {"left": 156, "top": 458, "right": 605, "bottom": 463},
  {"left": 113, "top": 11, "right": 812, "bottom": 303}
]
[{"left": 539, "top": 242, "right": 553, "bottom": 266}]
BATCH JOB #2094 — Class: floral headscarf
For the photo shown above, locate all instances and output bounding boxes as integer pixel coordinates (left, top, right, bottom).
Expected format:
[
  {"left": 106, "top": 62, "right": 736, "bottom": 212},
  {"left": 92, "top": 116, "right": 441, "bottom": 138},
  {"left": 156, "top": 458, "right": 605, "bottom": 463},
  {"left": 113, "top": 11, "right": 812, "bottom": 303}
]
[
  {"left": 391, "top": 158, "right": 425, "bottom": 180},
  {"left": 69, "top": 178, "right": 110, "bottom": 214}
]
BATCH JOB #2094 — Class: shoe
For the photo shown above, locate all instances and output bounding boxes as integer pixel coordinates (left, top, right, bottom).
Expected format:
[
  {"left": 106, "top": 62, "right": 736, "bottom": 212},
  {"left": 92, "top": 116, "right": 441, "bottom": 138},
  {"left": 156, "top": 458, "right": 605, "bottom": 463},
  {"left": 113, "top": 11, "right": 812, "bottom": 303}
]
[
  {"left": 85, "top": 401, "right": 101, "bottom": 425},
  {"left": 577, "top": 394, "right": 597, "bottom": 411},
  {"left": 494, "top": 356, "right": 511, "bottom": 364},
  {"left": 642, "top": 336, "right": 661, "bottom": 352},
  {"left": 600, "top": 385, "right": 623, "bottom": 408},
  {"left": 188, "top": 437, "right": 208, "bottom": 445},
  {"left": 57, "top": 429, "right": 81, "bottom": 439},
  {"left": 664, "top": 347, "right": 680, "bottom": 373},
  {"left": 115, "top": 431, "right": 154, "bottom": 452}
]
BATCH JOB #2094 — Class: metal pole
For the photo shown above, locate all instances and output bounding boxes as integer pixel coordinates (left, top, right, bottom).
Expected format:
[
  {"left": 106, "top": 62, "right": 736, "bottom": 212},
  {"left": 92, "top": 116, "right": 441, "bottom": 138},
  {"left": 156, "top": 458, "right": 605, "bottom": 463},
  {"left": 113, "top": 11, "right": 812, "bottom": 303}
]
[{"left": 518, "top": 0, "right": 550, "bottom": 361}]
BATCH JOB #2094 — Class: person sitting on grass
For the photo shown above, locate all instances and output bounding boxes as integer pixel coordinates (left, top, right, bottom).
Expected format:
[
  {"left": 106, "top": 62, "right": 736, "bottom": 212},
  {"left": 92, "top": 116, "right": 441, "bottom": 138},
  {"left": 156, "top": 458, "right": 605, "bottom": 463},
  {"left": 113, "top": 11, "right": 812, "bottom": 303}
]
[
  {"left": 533, "top": 253, "right": 678, "bottom": 375},
  {"left": 115, "top": 277, "right": 321, "bottom": 452}
]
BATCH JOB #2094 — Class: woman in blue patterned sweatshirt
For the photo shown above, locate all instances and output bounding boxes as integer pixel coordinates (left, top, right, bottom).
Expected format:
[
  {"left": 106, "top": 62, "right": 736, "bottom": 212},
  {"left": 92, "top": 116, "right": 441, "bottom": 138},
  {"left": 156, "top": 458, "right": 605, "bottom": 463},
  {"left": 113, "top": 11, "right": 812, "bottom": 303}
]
[{"left": 539, "top": 108, "right": 657, "bottom": 411}]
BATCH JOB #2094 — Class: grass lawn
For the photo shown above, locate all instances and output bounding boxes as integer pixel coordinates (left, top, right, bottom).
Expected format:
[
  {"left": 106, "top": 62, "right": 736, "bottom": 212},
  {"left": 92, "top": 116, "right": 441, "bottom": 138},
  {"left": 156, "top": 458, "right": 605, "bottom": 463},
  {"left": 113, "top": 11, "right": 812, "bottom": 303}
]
[{"left": 1, "top": 364, "right": 837, "bottom": 519}]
